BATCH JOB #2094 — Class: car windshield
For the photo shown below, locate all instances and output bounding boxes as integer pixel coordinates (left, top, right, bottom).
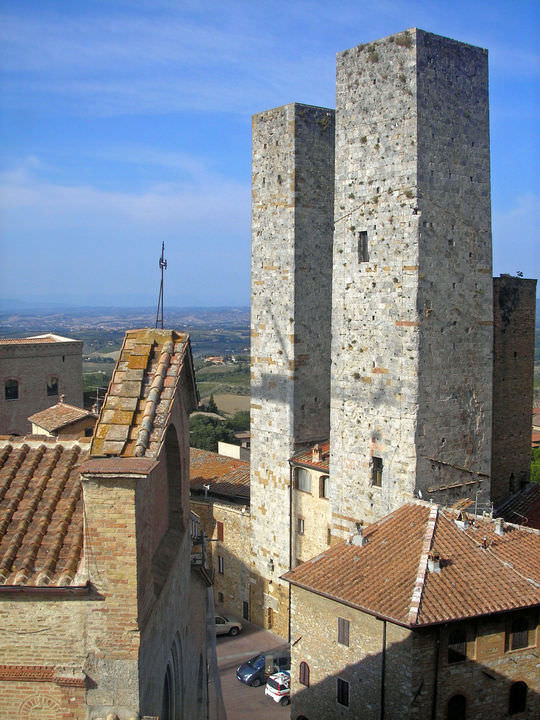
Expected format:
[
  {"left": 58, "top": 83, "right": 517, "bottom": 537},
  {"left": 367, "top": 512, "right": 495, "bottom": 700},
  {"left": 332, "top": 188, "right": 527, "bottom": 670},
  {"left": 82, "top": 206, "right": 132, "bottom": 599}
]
[
  {"left": 248, "top": 655, "right": 265, "bottom": 670},
  {"left": 267, "top": 678, "right": 281, "bottom": 690}
]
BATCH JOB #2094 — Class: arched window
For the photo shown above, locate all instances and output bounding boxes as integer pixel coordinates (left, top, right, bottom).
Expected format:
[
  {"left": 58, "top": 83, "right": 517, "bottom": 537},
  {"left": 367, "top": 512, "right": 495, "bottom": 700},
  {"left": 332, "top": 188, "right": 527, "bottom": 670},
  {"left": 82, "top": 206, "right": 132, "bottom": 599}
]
[
  {"left": 295, "top": 467, "right": 311, "bottom": 493},
  {"left": 508, "top": 681, "right": 527, "bottom": 715},
  {"left": 299, "top": 661, "right": 310, "bottom": 687},
  {"left": 47, "top": 376, "right": 58, "bottom": 396},
  {"left": 506, "top": 616, "right": 529, "bottom": 651},
  {"left": 447, "top": 694, "right": 466, "bottom": 720},
  {"left": 448, "top": 628, "right": 467, "bottom": 663},
  {"left": 4, "top": 379, "right": 18, "bottom": 400},
  {"left": 162, "top": 665, "right": 173, "bottom": 720},
  {"left": 165, "top": 424, "right": 183, "bottom": 532}
]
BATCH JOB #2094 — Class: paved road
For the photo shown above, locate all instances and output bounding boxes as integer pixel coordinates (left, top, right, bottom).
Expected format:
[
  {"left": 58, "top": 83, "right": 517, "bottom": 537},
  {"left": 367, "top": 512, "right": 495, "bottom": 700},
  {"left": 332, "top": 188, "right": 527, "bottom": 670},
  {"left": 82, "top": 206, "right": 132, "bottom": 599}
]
[{"left": 216, "top": 616, "right": 291, "bottom": 720}]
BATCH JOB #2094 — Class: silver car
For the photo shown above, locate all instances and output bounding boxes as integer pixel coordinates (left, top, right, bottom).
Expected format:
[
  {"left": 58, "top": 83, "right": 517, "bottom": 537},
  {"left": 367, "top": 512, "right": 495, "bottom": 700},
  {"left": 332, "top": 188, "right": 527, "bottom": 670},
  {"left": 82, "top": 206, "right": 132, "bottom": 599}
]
[{"left": 215, "top": 615, "right": 242, "bottom": 636}]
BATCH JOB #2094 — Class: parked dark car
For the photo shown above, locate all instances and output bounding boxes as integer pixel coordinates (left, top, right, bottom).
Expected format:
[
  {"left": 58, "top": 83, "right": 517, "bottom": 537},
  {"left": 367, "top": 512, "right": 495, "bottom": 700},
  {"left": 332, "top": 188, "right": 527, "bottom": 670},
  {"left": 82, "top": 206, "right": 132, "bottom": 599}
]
[{"left": 236, "top": 650, "right": 290, "bottom": 687}]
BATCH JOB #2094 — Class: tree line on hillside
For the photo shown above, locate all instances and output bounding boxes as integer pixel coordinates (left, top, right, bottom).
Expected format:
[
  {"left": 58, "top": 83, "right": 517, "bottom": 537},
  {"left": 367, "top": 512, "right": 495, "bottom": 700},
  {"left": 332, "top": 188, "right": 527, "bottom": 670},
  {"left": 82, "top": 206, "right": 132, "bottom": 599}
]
[{"left": 190, "top": 401, "right": 249, "bottom": 453}]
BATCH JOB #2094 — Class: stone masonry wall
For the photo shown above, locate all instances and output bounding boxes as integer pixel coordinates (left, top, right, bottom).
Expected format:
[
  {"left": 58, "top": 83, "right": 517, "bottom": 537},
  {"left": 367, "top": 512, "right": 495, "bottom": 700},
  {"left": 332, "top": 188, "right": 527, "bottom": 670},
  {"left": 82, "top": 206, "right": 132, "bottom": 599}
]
[
  {"left": 0, "top": 340, "right": 83, "bottom": 436},
  {"left": 250, "top": 103, "right": 334, "bottom": 635},
  {"left": 492, "top": 276, "right": 537, "bottom": 505},
  {"left": 330, "top": 29, "right": 492, "bottom": 536},
  {"left": 292, "top": 470, "right": 332, "bottom": 565},
  {"left": 290, "top": 586, "right": 413, "bottom": 720},
  {"left": 410, "top": 613, "right": 540, "bottom": 719},
  {"left": 191, "top": 497, "right": 251, "bottom": 620}
]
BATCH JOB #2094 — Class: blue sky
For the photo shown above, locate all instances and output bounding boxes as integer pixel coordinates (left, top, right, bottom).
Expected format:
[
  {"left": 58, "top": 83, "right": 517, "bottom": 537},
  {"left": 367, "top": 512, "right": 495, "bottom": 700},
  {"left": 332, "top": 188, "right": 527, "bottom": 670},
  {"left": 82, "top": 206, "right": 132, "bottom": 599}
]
[{"left": 0, "top": 0, "right": 538, "bottom": 307}]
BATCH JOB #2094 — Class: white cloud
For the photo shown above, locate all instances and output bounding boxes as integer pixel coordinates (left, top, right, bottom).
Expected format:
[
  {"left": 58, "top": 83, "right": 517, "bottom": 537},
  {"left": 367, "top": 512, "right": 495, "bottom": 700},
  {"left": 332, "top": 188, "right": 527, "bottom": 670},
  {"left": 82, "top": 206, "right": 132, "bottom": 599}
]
[{"left": 0, "top": 159, "right": 251, "bottom": 305}]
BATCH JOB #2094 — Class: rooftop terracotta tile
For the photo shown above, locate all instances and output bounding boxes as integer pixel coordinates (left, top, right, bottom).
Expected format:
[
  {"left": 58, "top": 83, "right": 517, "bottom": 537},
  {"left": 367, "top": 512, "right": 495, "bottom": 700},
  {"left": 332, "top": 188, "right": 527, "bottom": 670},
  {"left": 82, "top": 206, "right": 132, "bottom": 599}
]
[
  {"left": 291, "top": 440, "right": 330, "bottom": 471},
  {"left": 90, "top": 328, "right": 197, "bottom": 459},
  {"left": 0, "top": 439, "right": 87, "bottom": 587},
  {"left": 190, "top": 448, "right": 250, "bottom": 501},
  {"left": 283, "top": 502, "right": 540, "bottom": 627}
]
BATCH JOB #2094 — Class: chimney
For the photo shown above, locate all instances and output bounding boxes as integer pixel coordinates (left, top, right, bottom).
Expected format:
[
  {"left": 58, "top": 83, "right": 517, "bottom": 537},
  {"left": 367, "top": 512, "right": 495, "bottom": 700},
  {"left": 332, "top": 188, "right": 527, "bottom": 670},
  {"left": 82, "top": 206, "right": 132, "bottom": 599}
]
[
  {"left": 454, "top": 511, "right": 469, "bottom": 530},
  {"left": 427, "top": 552, "right": 441, "bottom": 573},
  {"left": 312, "top": 443, "right": 322, "bottom": 463},
  {"left": 351, "top": 522, "right": 367, "bottom": 547},
  {"left": 494, "top": 517, "right": 505, "bottom": 536},
  {"left": 59, "top": 394, "right": 65, "bottom": 404}
]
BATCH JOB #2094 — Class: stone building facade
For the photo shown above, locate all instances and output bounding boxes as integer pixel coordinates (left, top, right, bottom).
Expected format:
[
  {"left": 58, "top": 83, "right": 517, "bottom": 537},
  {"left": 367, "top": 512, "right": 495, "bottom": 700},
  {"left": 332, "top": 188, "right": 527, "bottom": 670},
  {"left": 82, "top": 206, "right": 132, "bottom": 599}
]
[
  {"left": 28, "top": 400, "right": 97, "bottom": 439},
  {"left": 190, "top": 447, "right": 251, "bottom": 621},
  {"left": 491, "top": 275, "right": 537, "bottom": 504},
  {"left": 284, "top": 503, "right": 540, "bottom": 720},
  {"left": 0, "top": 329, "right": 216, "bottom": 720},
  {"left": 0, "top": 334, "right": 83, "bottom": 436},
  {"left": 250, "top": 103, "right": 335, "bottom": 637}
]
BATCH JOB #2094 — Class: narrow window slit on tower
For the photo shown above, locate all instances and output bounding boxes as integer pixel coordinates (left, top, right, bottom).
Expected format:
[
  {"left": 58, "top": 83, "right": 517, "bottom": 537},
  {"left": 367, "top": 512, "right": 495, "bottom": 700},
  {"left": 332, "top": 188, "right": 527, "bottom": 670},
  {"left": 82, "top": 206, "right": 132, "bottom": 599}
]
[
  {"left": 372, "top": 457, "right": 383, "bottom": 487},
  {"left": 358, "top": 231, "right": 369, "bottom": 262}
]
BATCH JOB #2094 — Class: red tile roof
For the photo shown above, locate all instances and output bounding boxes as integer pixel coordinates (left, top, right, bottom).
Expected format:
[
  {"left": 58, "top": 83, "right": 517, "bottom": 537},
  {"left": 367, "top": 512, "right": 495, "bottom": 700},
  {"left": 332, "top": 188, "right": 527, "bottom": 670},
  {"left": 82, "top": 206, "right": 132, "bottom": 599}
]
[
  {"left": 497, "top": 484, "right": 540, "bottom": 530},
  {"left": 283, "top": 502, "right": 540, "bottom": 627},
  {"left": 90, "top": 328, "right": 197, "bottom": 458},
  {"left": 0, "top": 439, "right": 87, "bottom": 587},
  {"left": 291, "top": 440, "right": 330, "bottom": 471},
  {"left": 28, "top": 403, "right": 96, "bottom": 433},
  {"left": 190, "top": 448, "right": 249, "bottom": 500}
]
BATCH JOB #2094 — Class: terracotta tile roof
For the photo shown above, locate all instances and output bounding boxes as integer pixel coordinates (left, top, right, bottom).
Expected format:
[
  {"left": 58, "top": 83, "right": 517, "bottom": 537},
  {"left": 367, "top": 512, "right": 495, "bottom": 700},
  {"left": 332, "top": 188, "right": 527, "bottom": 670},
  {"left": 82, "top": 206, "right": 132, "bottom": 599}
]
[
  {"left": 283, "top": 502, "right": 540, "bottom": 627},
  {"left": 90, "top": 328, "right": 197, "bottom": 458},
  {"left": 0, "top": 439, "right": 87, "bottom": 587},
  {"left": 290, "top": 440, "right": 330, "bottom": 471},
  {"left": 28, "top": 403, "right": 96, "bottom": 433},
  {"left": 497, "top": 484, "right": 540, "bottom": 530},
  {"left": 190, "top": 448, "right": 250, "bottom": 500}
]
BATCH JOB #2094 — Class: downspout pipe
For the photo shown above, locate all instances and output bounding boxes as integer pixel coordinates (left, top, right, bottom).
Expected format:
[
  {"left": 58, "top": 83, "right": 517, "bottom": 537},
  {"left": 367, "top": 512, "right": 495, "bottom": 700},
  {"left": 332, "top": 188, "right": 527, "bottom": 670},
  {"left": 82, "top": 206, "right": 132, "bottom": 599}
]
[
  {"left": 380, "top": 618, "right": 386, "bottom": 720},
  {"left": 288, "top": 461, "right": 293, "bottom": 644},
  {"left": 431, "top": 627, "right": 441, "bottom": 720}
]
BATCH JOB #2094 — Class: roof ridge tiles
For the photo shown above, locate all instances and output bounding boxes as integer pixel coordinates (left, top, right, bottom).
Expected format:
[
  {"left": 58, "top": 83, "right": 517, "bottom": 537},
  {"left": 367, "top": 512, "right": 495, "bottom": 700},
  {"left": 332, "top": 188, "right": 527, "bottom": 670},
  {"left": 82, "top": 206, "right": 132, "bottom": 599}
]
[
  {"left": 134, "top": 340, "right": 173, "bottom": 457},
  {"left": 407, "top": 504, "right": 438, "bottom": 625}
]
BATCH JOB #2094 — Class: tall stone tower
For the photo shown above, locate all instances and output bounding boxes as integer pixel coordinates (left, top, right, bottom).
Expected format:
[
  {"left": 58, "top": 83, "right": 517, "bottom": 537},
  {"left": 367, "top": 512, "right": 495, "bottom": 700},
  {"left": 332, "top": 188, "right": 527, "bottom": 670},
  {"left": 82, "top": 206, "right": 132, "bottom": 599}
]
[
  {"left": 250, "top": 103, "right": 334, "bottom": 635},
  {"left": 330, "top": 29, "right": 493, "bottom": 535}
]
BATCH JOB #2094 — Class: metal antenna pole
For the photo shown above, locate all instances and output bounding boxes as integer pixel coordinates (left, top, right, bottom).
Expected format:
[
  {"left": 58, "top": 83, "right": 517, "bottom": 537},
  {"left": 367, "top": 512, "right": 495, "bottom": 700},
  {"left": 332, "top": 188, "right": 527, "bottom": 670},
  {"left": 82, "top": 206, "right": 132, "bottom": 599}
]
[{"left": 155, "top": 241, "right": 167, "bottom": 329}]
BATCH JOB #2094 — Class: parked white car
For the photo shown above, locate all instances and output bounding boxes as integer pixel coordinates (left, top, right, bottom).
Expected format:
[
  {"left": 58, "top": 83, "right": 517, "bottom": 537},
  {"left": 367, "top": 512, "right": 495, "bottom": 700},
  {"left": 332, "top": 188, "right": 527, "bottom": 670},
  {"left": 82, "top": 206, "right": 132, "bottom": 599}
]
[
  {"left": 265, "top": 671, "right": 290, "bottom": 705},
  {"left": 214, "top": 615, "right": 242, "bottom": 636}
]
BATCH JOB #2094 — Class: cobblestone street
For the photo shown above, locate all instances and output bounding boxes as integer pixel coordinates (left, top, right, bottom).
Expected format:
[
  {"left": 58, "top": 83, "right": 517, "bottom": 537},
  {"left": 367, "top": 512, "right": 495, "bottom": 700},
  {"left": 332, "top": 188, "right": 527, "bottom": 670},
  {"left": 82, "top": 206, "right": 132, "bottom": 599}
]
[{"left": 216, "top": 616, "right": 290, "bottom": 720}]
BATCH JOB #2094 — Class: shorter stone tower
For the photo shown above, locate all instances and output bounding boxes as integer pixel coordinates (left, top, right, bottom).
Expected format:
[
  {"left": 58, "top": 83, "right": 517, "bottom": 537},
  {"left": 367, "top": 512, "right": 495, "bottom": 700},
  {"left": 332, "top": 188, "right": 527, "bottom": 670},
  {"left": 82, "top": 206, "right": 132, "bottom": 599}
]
[
  {"left": 492, "top": 275, "right": 537, "bottom": 505},
  {"left": 249, "top": 103, "right": 334, "bottom": 635}
]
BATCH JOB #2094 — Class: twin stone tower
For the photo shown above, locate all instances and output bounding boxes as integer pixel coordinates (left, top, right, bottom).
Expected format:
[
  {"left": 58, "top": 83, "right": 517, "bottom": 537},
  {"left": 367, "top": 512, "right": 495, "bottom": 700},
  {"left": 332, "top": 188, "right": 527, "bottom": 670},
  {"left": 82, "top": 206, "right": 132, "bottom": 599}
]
[{"left": 249, "top": 29, "right": 495, "bottom": 636}]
